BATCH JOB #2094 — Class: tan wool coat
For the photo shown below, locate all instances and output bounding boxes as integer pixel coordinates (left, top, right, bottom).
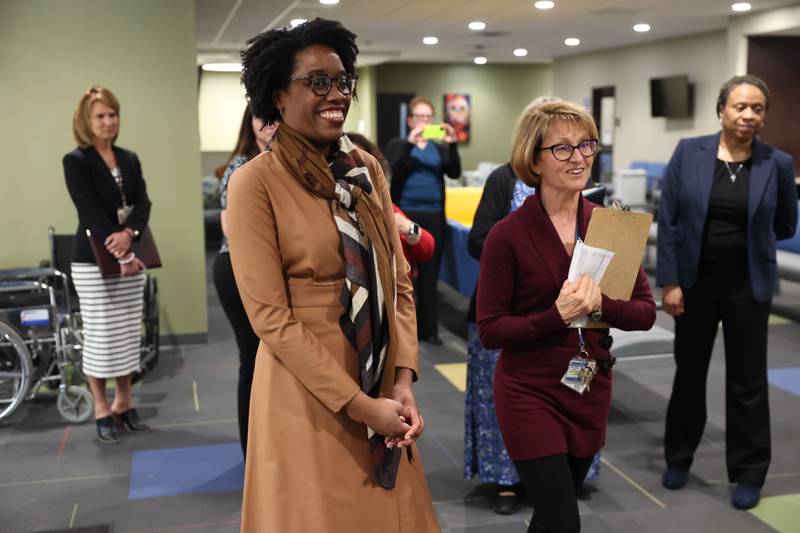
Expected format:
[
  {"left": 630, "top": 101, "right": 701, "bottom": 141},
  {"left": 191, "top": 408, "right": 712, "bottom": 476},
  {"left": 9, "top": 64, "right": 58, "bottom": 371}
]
[{"left": 226, "top": 146, "right": 441, "bottom": 533}]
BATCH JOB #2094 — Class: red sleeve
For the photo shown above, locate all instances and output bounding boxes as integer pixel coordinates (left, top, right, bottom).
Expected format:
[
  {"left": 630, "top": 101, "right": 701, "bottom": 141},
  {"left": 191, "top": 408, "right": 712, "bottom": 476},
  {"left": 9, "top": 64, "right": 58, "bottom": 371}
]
[
  {"left": 403, "top": 227, "right": 434, "bottom": 264},
  {"left": 601, "top": 266, "right": 656, "bottom": 330},
  {"left": 394, "top": 205, "right": 435, "bottom": 266},
  {"left": 476, "top": 224, "right": 565, "bottom": 350}
]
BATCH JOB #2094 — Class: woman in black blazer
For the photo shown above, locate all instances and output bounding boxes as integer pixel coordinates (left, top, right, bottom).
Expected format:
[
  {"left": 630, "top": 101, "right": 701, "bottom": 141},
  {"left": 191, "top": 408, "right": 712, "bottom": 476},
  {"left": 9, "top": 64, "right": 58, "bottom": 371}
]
[
  {"left": 63, "top": 85, "right": 152, "bottom": 444},
  {"left": 657, "top": 75, "right": 798, "bottom": 510},
  {"left": 386, "top": 96, "right": 461, "bottom": 344}
]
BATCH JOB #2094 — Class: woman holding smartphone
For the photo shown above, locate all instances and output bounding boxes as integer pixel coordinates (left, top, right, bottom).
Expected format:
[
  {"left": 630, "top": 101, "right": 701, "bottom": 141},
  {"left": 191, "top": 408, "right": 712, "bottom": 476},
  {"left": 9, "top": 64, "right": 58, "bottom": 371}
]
[{"left": 386, "top": 97, "right": 461, "bottom": 345}]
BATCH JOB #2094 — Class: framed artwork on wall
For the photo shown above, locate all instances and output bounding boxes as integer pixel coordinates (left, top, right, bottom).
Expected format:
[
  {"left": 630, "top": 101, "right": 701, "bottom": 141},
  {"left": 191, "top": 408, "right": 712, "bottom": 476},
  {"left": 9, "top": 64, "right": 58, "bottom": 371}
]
[{"left": 444, "top": 93, "right": 471, "bottom": 143}]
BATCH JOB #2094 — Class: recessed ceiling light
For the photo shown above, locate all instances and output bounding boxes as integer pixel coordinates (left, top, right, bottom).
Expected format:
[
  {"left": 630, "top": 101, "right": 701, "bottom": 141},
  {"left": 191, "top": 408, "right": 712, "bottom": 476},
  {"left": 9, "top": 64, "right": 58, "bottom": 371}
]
[
  {"left": 564, "top": 37, "right": 580, "bottom": 46},
  {"left": 468, "top": 21, "right": 486, "bottom": 31},
  {"left": 534, "top": 1, "right": 555, "bottom": 9},
  {"left": 319, "top": 0, "right": 339, "bottom": 4},
  {"left": 290, "top": 18, "right": 307, "bottom": 28},
  {"left": 474, "top": 56, "right": 488, "bottom": 65},
  {"left": 202, "top": 63, "right": 242, "bottom": 72},
  {"left": 633, "top": 23, "right": 651, "bottom": 33},
  {"left": 513, "top": 48, "right": 528, "bottom": 57},
  {"left": 422, "top": 36, "right": 439, "bottom": 45},
  {"left": 731, "top": 2, "right": 751, "bottom": 11}
]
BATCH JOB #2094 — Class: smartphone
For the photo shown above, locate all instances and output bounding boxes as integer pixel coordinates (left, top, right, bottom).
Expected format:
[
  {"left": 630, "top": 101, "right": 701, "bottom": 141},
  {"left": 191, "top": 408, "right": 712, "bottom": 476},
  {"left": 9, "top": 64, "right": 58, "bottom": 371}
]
[{"left": 421, "top": 124, "right": 447, "bottom": 140}]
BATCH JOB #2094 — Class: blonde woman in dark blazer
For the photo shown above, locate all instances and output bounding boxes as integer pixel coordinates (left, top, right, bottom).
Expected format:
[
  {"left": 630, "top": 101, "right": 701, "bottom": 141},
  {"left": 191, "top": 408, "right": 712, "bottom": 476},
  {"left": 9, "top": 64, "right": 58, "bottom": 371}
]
[{"left": 63, "top": 85, "right": 152, "bottom": 444}]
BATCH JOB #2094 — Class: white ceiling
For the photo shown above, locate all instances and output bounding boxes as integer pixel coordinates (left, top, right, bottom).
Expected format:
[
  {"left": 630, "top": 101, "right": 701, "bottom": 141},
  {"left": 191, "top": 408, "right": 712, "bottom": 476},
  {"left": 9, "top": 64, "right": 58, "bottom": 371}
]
[{"left": 196, "top": 0, "right": 800, "bottom": 66}]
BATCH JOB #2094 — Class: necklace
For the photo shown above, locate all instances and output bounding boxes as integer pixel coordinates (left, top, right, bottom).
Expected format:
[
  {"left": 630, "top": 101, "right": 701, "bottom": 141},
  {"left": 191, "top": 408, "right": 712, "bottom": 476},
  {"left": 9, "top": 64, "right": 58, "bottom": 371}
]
[{"left": 723, "top": 161, "right": 743, "bottom": 183}]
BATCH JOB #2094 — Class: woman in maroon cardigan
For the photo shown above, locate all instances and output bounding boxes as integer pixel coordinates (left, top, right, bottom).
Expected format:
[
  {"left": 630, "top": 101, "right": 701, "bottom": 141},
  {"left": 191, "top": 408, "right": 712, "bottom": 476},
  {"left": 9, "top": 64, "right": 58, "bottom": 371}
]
[{"left": 477, "top": 100, "right": 656, "bottom": 532}]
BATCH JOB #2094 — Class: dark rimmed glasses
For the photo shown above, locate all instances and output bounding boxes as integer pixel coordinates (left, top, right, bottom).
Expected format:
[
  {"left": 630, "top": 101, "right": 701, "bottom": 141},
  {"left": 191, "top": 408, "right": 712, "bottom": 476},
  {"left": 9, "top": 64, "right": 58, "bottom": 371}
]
[
  {"left": 536, "top": 139, "right": 599, "bottom": 161},
  {"left": 288, "top": 73, "right": 358, "bottom": 96}
]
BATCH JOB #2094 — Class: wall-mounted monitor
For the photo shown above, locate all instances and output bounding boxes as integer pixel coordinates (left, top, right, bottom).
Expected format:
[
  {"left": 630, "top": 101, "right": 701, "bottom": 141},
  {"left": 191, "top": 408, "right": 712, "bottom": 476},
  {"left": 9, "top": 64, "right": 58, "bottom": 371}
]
[{"left": 650, "top": 75, "right": 694, "bottom": 118}]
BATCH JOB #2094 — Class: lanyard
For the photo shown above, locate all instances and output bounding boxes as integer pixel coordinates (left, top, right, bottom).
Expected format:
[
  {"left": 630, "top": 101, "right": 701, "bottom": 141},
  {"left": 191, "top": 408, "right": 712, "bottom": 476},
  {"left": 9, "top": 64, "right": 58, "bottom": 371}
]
[{"left": 574, "top": 211, "right": 589, "bottom": 357}]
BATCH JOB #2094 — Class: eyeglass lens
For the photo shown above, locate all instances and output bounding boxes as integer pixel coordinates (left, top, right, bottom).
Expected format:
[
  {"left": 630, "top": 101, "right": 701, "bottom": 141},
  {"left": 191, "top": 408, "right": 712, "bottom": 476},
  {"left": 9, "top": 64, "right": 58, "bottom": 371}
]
[
  {"left": 309, "top": 74, "right": 355, "bottom": 96},
  {"left": 552, "top": 140, "right": 598, "bottom": 160}
]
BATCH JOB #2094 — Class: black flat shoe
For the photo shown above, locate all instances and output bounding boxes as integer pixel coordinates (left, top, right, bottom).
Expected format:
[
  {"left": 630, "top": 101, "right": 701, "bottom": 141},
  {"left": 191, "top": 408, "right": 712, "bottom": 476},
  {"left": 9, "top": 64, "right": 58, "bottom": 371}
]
[
  {"left": 96, "top": 415, "right": 121, "bottom": 444},
  {"left": 421, "top": 335, "right": 443, "bottom": 345},
  {"left": 491, "top": 493, "right": 520, "bottom": 515},
  {"left": 114, "top": 408, "right": 151, "bottom": 432}
]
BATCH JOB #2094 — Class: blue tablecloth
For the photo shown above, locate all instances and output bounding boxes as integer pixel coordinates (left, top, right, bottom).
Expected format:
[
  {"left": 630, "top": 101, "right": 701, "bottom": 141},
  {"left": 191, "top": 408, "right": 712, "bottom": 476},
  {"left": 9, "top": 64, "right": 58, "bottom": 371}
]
[{"left": 439, "top": 220, "right": 479, "bottom": 298}]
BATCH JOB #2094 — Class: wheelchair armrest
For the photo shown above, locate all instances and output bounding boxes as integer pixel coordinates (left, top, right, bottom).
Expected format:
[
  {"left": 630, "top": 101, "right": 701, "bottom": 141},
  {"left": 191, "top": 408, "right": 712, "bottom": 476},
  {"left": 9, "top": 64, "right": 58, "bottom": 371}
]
[{"left": 0, "top": 267, "right": 60, "bottom": 282}]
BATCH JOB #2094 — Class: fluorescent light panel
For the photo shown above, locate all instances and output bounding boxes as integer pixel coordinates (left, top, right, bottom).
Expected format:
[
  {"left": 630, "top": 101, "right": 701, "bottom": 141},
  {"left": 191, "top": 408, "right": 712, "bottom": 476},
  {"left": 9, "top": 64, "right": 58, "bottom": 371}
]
[{"left": 202, "top": 63, "right": 242, "bottom": 72}]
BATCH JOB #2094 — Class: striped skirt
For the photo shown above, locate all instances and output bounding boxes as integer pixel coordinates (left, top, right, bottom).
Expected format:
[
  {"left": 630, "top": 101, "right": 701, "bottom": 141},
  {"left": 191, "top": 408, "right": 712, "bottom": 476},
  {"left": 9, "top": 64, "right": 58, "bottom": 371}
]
[{"left": 71, "top": 263, "right": 146, "bottom": 378}]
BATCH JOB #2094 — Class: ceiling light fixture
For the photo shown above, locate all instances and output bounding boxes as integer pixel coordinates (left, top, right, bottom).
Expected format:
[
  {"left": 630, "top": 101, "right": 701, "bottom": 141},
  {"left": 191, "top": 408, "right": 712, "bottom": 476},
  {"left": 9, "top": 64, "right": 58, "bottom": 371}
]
[
  {"left": 290, "top": 18, "right": 307, "bottom": 28},
  {"left": 513, "top": 48, "right": 528, "bottom": 57},
  {"left": 422, "top": 36, "right": 439, "bottom": 45},
  {"left": 633, "top": 23, "right": 651, "bottom": 33},
  {"left": 564, "top": 37, "right": 580, "bottom": 46},
  {"left": 319, "top": 0, "right": 339, "bottom": 4},
  {"left": 534, "top": 1, "right": 555, "bottom": 9},
  {"left": 474, "top": 56, "right": 488, "bottom": 65},
  {"left": 731, "top": 2, "right": 751, "bottom": 11},
  {"left": 202, "top": 63, "right": 242, "bottom": 72},
  {"left": 468, "top": 21, "right": 486, "bottom": 31}
]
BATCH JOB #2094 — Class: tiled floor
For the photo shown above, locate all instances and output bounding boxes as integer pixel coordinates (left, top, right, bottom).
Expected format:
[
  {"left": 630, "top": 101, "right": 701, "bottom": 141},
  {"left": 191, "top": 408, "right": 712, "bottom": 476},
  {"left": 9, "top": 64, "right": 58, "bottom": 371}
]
[{"left": 1, "top": 258, "right": 799, "bottom": 532}]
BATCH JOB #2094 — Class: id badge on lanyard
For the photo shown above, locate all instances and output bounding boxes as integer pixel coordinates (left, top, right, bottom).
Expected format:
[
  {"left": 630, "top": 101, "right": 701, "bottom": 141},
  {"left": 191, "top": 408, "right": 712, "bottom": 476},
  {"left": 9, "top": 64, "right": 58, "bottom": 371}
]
[
  {"left": 559, "top": 218, "right": 597, "bottom": 394},
  {"left": 560, "top": 327, "right": 597, "bottom": 395}
]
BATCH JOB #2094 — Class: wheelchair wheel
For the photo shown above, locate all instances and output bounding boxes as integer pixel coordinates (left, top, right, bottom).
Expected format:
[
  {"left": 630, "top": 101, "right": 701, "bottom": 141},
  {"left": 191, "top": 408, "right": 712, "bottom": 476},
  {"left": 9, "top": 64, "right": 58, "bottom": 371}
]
[
  {"left": 0, "top": 321, "right": 33, "bottom": 424},
  {"left": 56, "top": 385, "right": 93, "bottom": 424}
]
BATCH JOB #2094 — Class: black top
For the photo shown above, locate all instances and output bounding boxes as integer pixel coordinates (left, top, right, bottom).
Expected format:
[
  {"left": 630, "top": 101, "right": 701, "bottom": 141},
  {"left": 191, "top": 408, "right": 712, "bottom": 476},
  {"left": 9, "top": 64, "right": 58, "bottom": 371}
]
[
  {"left": 699, "top": 158, "right": 750, "bottom": 274},
  {"left": 466, "top": 163, "right": 517, "bottom": 322},
  {"left": 385, "top": 137, "right": 461, "bottom": 210},
  {"left": 63, "top": 146, "right": 152, "bottom": 263}
]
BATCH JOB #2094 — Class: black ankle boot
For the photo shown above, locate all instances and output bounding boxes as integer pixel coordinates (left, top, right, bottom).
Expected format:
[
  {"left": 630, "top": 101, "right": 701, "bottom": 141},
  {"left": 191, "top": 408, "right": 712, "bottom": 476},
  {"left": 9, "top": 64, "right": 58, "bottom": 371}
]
[
  {"left": 114, "top": 408, "right": 150, "bottom": 432},
  {"left": 96, "top": 415, "right": 121, "bottom": 444}
]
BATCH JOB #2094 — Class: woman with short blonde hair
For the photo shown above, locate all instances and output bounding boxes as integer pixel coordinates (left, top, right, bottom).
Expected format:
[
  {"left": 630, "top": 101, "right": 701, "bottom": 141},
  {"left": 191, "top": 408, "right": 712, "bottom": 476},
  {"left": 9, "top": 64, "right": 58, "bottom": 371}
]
[
  {"left": 64, "top": 85, "right": 153, "bottom": 444},
  {"left": 478, "top": 98, "right": 654, "bottom": 531},
  {"left": 511, "top": 100, "right": 599, "bottom": 187}
]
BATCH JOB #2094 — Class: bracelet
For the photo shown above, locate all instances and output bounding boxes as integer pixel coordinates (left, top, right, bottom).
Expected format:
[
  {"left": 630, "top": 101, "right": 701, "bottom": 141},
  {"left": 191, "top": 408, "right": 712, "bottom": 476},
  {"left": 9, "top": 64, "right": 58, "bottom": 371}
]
[{"left": 118, "top": 252, "right": 136, "bottom": 265}]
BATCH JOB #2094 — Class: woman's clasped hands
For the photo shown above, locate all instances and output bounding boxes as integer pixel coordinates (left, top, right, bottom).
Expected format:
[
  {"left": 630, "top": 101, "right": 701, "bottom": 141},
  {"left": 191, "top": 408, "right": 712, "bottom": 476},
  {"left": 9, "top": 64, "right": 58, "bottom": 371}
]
[{"left": 555, "top": 274, "right": 602, "bottom": 325}]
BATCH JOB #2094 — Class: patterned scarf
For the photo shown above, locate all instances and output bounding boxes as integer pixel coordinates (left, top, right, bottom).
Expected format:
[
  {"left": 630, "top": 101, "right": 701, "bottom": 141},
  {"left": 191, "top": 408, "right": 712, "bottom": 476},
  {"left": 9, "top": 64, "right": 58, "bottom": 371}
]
[{"left": 271, "top": 123, "right": 403, "bottom": 489}]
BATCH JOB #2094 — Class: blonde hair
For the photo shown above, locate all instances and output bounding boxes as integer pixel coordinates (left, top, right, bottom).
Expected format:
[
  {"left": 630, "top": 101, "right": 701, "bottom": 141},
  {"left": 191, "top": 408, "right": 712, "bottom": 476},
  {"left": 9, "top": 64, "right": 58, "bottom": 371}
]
[
  {"left": 510, "top": 99, "right": 598, "bottom": 187},
  {"left": 72, "top": 85, "right": 121, "bottom": 148}
]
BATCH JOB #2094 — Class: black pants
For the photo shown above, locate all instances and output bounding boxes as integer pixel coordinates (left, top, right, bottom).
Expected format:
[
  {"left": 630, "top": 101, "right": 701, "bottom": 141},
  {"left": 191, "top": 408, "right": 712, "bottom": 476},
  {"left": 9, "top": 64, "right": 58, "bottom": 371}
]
[
  {"left": 212, "top": 252, "right": 260, "bottom": 458},
  {"left": 664, "top": 269, "right": 771, "bottom": 486},
  {"left": 403, "top": 210, "right": 445, "bottom": 340},
  {"left": 514, "top": 454, "right": 594, "bottom": 533}
]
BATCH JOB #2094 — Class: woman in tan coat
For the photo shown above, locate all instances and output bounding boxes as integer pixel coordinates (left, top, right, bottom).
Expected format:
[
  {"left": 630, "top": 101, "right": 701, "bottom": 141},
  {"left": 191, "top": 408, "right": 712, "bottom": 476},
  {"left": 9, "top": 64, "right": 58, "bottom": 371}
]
[{"left": 226, "top": 18, "right": 440, "bottom": 532}]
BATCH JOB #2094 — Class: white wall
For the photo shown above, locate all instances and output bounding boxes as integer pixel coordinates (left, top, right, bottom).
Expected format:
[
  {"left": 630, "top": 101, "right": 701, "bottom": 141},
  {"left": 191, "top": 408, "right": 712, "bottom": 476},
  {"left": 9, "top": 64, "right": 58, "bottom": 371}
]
[
  {"left": 197, "top": 71, "right": 247, "bottom": 152},
  {"left": 553, "top": 31, "right": 728, "bottom": 170},
  {"left": 728, "top": 4, "right": 800, "bottom": 73}
]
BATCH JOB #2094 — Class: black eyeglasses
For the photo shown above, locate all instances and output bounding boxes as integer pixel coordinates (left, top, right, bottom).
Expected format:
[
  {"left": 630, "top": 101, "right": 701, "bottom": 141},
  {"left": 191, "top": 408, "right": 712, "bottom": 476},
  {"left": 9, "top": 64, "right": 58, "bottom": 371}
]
[
  {"left": 288, "top": 73, "right": 358, "bottom": 96},
  {"left": 536, "top": 139, "right": 599, "bottom": 161}
]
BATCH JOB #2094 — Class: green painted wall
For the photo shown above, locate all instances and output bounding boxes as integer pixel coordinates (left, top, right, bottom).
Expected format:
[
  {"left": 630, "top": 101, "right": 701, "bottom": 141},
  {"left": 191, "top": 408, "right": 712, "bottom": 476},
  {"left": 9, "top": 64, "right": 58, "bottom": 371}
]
[
  {"left": 375, "top": 63, "right": 553, "bottom": 171},
  {"left": 343, "top": 65, "right": 378, "bottom": 140},
  {"left": 0, "top": 0, "right": 207, "bottom": 339}
]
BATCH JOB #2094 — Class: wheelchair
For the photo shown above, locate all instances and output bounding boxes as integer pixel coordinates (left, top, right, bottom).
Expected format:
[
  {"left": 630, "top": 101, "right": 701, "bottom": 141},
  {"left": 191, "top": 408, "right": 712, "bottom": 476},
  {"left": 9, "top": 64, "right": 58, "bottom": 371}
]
[
  {"left": 0, "top": 228, "right": 161, "bottom": 424},
  {"left": 0, "top": 267, "right": 92, "bottom": 423}
]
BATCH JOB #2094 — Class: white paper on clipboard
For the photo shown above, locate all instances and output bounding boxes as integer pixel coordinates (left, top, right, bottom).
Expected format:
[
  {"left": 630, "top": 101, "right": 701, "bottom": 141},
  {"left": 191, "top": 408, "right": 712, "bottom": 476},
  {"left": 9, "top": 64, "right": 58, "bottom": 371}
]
[{"left": 567, "top": 240, "right": 614, "bottom": 328}]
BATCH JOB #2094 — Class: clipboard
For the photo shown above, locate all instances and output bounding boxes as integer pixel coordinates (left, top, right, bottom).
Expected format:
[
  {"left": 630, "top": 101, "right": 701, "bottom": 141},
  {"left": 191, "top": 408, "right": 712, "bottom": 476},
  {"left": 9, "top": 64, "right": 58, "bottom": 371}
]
[{"left": 582, "top": 207, "right": 653, "bottom": 328}]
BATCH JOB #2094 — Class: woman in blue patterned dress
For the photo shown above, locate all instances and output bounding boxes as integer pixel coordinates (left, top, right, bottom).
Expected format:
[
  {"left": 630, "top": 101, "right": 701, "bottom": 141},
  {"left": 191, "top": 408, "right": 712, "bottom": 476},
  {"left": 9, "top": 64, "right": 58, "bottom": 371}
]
[
  {"left": 465, "top": 162, "right": 535, "bottom": 514},
  {"left": 212, "top": 106, "right": 277, "bottom": 457}
]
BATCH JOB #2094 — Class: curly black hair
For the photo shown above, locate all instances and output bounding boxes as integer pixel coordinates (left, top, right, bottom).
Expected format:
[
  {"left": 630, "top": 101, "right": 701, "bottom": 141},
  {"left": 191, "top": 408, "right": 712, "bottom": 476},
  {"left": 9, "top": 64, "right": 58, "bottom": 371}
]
[
  {"left": 716, "top": 75, "right": 770, "bottom": 115},
  {"left": 241, "top": 18, "right": 358, "bottom": 125}
]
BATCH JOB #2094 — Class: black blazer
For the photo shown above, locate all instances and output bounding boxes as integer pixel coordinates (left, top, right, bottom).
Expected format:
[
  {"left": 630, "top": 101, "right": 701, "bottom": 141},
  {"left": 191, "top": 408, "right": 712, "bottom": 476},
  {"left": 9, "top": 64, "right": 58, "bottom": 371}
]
[
  {"left": 63, "top": 146, "right": 151, "bottom": 263},
  {"left": 385, "top": 137, "right": 461, "bottom": 208},
  {"left": 657, "top": 133, "right": 797, "bottom": 302}
]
